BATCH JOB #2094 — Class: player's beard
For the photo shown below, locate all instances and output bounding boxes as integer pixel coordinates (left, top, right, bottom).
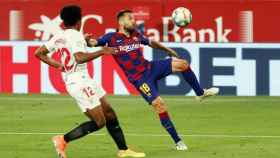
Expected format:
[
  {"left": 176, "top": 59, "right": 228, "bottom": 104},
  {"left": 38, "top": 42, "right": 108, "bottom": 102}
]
[
  {"left": 125, "top": 27, "right": 135, "bottom": 34},
  {"left": 125, "top": 24, "right": 136, "bottom": 33}
]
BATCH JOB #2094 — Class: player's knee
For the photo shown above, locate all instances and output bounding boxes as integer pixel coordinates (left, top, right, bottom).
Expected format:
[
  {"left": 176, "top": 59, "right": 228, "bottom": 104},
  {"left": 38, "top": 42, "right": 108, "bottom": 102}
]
[
  {"left": 100, "top": 97, "right": 117, "bottom": 120},
  {"left": 92, "top": 113, "right": 106, "bottom": 128},
  {"left": 85, "top": 107, "right": 106, "bottom": 128},
  {"left": 156, "top": 104, "right": 167, "bottom": 114},
  {"left": 180, "top": 60, "right": 189, "bottom": 71},
  {"left": 152, "top": 98, "right": 167, "bottom": 113},
  {"left": 95, "top": 116, "right": 106, "bottom": 128}
]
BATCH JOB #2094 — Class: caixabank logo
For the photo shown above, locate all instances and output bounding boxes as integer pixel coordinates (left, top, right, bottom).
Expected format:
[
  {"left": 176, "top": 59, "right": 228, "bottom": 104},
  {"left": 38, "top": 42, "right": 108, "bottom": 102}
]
[
  {"left": 8, "top": 10, "right": 254, "bottom": 43},
  {"left": 2, "top": 0, "right": 279, "bottom": 41},
  {"left": 26, "top": 14, "right": 234, "bottom": 42},
  {"left": 0, "top": 42, "right": 280, "bottom": 96}
]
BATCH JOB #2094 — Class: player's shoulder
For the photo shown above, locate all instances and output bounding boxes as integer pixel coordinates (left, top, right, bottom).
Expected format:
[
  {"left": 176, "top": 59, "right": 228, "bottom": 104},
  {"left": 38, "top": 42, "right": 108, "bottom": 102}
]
[
  {"left": 65, "top": 29, "right": 84, "bottom": 39},
  {"left": 102, "top": 32, "right": 117, "bottom": 39},
  {"left": 44, "top": 31, "right": 64, "bottom": 44},
  {"left": 48, "top": 30, "right": 63, "bottom": 40},
  {"left": 44, "top": 31, "right": 65, "bottom": 51},
  {"left": 132, "top": 30, "right": 143, "bottom": 36},
  {"left": 132, "top": 30, "right": 147, "bottom": 39}
]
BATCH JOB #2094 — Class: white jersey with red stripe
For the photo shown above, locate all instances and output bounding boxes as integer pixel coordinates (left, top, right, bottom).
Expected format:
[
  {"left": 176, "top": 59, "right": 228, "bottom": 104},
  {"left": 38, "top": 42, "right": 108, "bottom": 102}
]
[
  {"left": 44, "top": 29, "right": 88, "bottom": 84},
  {"left": 44, "top": 29, "right": 106, "bottom": 112}
]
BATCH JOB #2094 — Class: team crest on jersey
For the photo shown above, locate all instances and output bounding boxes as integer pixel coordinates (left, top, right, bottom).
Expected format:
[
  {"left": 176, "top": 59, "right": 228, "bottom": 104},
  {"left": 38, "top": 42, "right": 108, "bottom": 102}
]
[{"left": 55, "top": 38, "right": 66, "bottom": 45}]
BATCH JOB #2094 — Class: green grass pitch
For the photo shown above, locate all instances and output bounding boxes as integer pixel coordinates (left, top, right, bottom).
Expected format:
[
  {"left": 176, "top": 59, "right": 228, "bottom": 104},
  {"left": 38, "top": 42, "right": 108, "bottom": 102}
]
[{"left": 0, "top": 94, "right": 279, "bottom": 158}]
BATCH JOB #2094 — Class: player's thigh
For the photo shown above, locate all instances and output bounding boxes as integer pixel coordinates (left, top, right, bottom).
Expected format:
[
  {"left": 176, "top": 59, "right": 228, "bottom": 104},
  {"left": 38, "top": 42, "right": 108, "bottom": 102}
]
[
  {"left": 171, "top": 57, "right": 189, "bottom": 72},
  {"left": 100, "top": 96, "right": 117, "bottom": 121},
  {"left": 151, "top": 58, "right": 173, "bottom": 80},
  {"left": 66, "top": 83, "right": 106, "bottom": 127},
  {"left": 151, "top": 96, "right": 167, "bottom": 114},
  {"left": 66, "top": 80, "right": 105, "bottom": 116},
  {"left": 88, "top": 79, "right": 106, "bottom": 100},
  {"left": 136, "top": 80, "right": 159, "bottom": 105}
]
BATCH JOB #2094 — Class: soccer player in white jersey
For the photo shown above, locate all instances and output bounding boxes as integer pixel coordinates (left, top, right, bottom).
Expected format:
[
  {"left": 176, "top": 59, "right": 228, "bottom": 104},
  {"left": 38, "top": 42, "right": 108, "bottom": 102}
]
[{"left": 35, "top": 5, "right": 145, "bottom": 158}]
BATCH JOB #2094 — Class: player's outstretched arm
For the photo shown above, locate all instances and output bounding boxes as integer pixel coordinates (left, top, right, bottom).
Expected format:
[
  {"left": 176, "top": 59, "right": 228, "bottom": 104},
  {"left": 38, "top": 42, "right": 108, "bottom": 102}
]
[
  {"left": 35, "top": 45, "right": 64, "bottom": 71},
  {"left": 74, "top": 47, "right": 115, "bottom": 64},
  {"left": 149, "top": 40, "right": 179, "bottom": 57}
]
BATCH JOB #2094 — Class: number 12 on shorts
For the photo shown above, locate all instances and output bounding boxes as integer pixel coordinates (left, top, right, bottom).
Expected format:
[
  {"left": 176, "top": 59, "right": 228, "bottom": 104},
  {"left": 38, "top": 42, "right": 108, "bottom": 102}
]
[
  {"left": 82, "top": 87, "right": 95, "bottom": 98},
  {"left": 139, "top": 83, "right": 152, "bottom": 97}
]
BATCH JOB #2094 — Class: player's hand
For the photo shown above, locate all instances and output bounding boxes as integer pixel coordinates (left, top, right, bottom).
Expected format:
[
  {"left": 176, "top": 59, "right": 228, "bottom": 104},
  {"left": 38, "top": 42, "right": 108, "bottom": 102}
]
[
  {"left": 102, "top": 47, "right": 116, "bottom": 55},
  {"left": 84, "top": 33, "right": 92, "bottom": 41},
  {"left": 84, "top": 33, "right": 97, "bottom": 47}
]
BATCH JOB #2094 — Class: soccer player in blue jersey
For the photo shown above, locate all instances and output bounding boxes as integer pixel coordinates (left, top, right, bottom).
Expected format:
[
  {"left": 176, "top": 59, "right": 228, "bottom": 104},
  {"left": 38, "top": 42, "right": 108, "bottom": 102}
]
[{"left": 88, "top": 9, "right": 219, "bottom": 150}]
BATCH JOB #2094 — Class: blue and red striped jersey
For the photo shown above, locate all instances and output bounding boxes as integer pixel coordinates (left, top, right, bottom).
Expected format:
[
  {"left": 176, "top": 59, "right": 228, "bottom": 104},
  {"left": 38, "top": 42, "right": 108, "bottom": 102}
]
[{"left": 97, "top": 30, "right": 151, "bottom": 83}]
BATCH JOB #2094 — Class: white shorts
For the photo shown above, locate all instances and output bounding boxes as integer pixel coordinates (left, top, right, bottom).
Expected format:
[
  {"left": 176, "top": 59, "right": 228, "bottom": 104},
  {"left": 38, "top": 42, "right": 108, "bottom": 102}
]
[{"left": 66, "top": 79, "right": 106, "bottom": 112}]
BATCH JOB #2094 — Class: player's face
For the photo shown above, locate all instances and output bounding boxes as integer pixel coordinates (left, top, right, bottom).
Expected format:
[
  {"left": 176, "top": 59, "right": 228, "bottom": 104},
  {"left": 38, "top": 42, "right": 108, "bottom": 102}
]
[{"left": 123, "top": 13, "right": 136, "bottom": 31}]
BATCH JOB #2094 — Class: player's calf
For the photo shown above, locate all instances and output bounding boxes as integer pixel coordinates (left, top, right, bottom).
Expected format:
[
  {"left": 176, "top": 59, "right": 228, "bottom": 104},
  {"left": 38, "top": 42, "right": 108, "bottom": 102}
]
[
  {"left": 152, "top": 97, "right": 182, "bottom": 144},
  {"left": 170, "top": 58, "right": 204, "bottom": 96},
  {"left": 172, "top": 58, "right": 219, "bottom": 99},
  {"left": 63, "top": 106, "right": 105, "bottom": 143},
  {"left": 100, "top": 97, "right": 129, "bottom": 150}
]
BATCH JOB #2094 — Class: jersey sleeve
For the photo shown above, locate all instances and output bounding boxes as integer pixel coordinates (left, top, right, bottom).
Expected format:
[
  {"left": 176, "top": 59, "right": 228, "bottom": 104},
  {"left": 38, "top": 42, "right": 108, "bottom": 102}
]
[
  {"left": 96, "top": 33, "right": 114, "bottom": 46},
  {"left": 139, "top": 33, "right": 150, "bottom": 45}
]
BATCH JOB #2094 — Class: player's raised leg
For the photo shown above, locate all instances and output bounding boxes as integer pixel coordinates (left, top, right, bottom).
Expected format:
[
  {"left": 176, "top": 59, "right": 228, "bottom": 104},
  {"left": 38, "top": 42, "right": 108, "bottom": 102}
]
[
  {"left": 52, "top": 106, "right": 106, "bottom": 158},
  {"left": 171, "top": 57, "right": 219, "bottom": 101},
  {"left": 100, "top": 96, "right": 146, "bottom": 157},
  {"left": 152, "top": 96, "right": 188, "bottom": 150}
]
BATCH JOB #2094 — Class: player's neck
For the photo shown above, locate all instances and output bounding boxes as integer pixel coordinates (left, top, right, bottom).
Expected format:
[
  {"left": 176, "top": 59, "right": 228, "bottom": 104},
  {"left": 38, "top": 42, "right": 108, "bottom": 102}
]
[
  {"left": 118, "top": 28, "right": 131, "bottom": 37},
  {"left": 65, "top": 26, "right": 80, "bottom": 31}
]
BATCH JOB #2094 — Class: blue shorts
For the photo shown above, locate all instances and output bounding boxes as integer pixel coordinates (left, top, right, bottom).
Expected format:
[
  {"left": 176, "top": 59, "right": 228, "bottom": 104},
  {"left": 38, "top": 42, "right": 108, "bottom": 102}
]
[{"left": 133, "top": 58, "right": 172, "bottom": 104}]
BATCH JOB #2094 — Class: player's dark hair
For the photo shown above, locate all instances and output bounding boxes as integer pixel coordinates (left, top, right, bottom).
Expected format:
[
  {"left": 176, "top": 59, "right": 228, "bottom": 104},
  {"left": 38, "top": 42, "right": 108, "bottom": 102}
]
[
  {"left": 60, "top": 5, "right": 82, "bottom": 27},
  {"left": 117, "top": 9, "right": 133, "bottom": 21}
]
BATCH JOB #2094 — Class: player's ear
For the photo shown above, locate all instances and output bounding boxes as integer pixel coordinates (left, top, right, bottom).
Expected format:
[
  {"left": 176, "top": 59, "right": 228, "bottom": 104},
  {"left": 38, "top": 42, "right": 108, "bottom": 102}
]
[
  {"left": 118, "top": 19, "right": 124, "bottom": 26},
  {"left": 76, "top": 20, "right": 82, "bottom": 30}
]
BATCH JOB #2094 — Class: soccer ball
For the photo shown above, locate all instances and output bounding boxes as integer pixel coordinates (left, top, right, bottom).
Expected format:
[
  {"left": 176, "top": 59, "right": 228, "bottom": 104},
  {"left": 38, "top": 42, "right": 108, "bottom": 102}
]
[{"left": 172, "top": 7, "right": 192, "bottom": 27}]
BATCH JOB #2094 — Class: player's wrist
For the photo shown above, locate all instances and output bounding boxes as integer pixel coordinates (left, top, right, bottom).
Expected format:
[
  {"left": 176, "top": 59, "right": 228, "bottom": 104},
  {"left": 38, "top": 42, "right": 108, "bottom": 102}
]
[{"left": 86, "top": 39, "right": 94, "bottom": 47}]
